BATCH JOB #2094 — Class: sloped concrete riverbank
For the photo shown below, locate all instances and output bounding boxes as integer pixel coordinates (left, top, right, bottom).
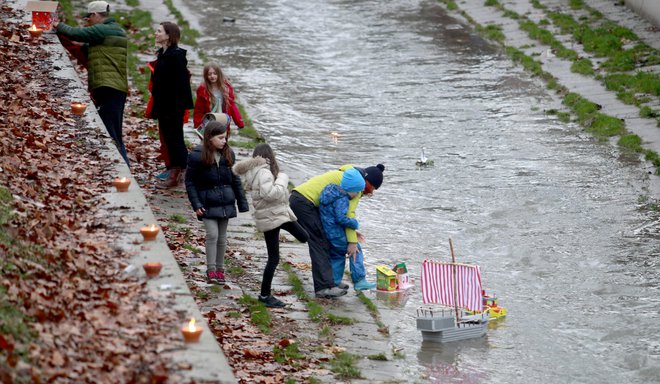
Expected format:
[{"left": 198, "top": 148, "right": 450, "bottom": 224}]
[{"left": 440, "top": 0, "right": 660, "bottom": 195}]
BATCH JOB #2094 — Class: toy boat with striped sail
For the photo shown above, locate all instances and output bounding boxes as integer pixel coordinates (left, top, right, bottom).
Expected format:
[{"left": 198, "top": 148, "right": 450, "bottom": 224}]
[{"left": 416, "top": 240, "right": 490, "bottom": 343}]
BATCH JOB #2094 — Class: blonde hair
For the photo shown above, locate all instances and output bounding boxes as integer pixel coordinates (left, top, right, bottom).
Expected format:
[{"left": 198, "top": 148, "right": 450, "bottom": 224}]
[{"left": 203, "top": 62, "right": 229, "bottom": 112}]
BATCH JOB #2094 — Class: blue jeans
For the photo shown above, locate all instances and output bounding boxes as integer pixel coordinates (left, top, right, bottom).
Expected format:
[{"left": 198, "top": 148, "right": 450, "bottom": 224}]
[{"left": 329, "top": 240, "right": 366, "bottom": 285}]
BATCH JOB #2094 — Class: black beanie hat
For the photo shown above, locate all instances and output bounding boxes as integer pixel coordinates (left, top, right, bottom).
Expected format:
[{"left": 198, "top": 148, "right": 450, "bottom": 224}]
[{"left": 363, "top": 164, "right": 385, "bottom": 189}]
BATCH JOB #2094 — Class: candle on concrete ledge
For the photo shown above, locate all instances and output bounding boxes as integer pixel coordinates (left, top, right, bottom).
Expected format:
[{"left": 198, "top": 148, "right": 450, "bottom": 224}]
[
  {"left": 142, "top": 262, "right": 162, "bottom": 278},
  {"left": 28, "top": 24, "right": 42, "bottom": 38},
  {"left": 112, "top": 177, "right": 130, "bottom": 192},
  {"left": 71, "top": 102, "right": 87, "bottom": 115},
  {"left": 181, "top": 318, "right": 203, "bottom": 343},
  {"left": 140, "top": 224, "right": 159, "bottom": 241}
]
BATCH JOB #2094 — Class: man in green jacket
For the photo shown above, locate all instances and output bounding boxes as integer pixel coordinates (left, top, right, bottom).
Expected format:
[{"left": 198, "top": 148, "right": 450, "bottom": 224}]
[{"left": 54, "top": 1, "right": 130, "bottom": 166}]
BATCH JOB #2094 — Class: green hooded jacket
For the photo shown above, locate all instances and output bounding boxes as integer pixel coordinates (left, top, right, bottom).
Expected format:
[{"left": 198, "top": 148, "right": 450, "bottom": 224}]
[{"left": 57, "top": 18, "right": 128, "bottom": 93}]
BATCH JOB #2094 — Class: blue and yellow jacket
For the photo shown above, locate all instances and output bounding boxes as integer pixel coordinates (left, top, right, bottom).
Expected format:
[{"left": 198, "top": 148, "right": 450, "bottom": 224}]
[{"left": 293, "top": 165, "right": 363, "bottom": 243}]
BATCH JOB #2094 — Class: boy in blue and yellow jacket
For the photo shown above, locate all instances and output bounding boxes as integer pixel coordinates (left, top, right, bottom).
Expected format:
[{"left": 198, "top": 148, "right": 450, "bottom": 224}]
[{"left": 319, "top": 168, "right": 377, "bottom": 291}]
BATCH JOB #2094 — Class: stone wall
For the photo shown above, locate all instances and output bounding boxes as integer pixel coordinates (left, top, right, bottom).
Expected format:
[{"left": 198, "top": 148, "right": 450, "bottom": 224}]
[{"left": 625, "top": 0, "right": 660, "bottom": 27}]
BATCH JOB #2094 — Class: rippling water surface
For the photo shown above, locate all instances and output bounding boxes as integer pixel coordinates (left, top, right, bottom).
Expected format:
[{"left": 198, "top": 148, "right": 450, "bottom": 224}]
[{"left": 185, "top": 0, "right": 660, "bottom": 381}]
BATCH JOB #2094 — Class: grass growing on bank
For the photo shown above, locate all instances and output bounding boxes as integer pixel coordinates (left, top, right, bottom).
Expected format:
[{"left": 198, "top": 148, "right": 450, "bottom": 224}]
[
  {"left": 543, "top": 8, "right": 659, "bottom": 112},
  {"left": 563, "top": 92, "right": 625, "bottom": 137},
  {"left": 238, "top": 294, "right": 271, "bottom": 334},
  {"left": 328, "top": 352, "right": 362, "bottom": 380},
  {"left": 273, "top": 342, "right": 305, "bottom": 364},
  {"left": 476, "top": 24, "right": 505, "bottom": 43},
  {"left": 169, "top": 213, "right": 187, "bottom": 223},
  {"left": 225, "top": 257, "right": 246, "bottom": 276},
  {"left": 356, "top": 291, "right": 388, "bottom": 335},
  {"left": 281, "top": 262, "right": 355, "bottom": 325}
]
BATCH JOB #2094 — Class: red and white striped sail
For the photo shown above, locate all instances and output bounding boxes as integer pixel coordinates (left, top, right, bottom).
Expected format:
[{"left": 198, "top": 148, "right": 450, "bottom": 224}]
[{"left": 421, "top": 260, "right": 483, "bottom": 312}]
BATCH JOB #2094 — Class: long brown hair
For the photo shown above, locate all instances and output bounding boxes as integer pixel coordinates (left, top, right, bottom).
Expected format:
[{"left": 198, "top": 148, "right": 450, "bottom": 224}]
[
  {"left": 252, "top": 143, "right": 279, "bottom": 178},
  {"left": 203, "top": 62, "right": 229, "bottom": 112},
  {"left": 201, "top": 121, "right": 233, "bottom": 166},
  {"left": 159, "top": 21, "right": 180, "bottom": 46}
]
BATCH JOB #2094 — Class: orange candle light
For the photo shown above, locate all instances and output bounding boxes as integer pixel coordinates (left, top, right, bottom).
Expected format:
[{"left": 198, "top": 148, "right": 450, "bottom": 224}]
[
  {"left": 28, "top": 24, "right": 42, "bottom": 38},
  {"left": 71, "top": 102, "right": 87, "bottom": 116},
  {"left": 181, "top": 318, "right": 203, "bottom": 343},
  {"left": 140, "top": 224, "right": 159, "bottom": 241},
  {"left": 142, "top": 262, "right": 162, "bottom": 278},
  {"left": 112, "top": 177, "right": 131, "bottom": 192}
]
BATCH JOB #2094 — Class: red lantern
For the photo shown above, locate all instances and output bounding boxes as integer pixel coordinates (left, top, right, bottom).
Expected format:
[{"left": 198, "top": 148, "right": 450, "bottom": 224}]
[{"left": 26, "top": 1, "right": 60, "bottom": 30}]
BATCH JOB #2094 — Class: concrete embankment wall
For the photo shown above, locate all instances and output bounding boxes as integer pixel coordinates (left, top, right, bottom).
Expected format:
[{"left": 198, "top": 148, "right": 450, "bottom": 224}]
[
  {"left": 10, "top": 0, "right": 237, "bottom": 380},
  {"left": 625, "top": 0, "right": 660, "bottom": 27}
]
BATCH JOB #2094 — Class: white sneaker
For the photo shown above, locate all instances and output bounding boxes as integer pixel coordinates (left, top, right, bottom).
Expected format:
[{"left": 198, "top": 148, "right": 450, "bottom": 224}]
[{"left": 316, "top": 287, "right": 347, "bottom": 298}]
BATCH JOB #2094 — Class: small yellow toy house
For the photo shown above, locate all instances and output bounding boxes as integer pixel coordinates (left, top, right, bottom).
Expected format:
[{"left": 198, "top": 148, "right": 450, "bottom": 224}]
[{"left": 376, "top": 265, "right": 397, "bottom": 291}]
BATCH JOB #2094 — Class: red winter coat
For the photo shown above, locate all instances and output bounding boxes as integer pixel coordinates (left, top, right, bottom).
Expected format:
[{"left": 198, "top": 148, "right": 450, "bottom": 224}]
[{"left": 193, "top": 82, "right": 244, "bottom": 130}]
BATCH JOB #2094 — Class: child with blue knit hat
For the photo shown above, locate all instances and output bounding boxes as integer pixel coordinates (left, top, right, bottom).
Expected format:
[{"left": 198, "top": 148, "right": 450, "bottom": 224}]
[{"left": 319, "top": 168, "right": 377, "bottom": 291}]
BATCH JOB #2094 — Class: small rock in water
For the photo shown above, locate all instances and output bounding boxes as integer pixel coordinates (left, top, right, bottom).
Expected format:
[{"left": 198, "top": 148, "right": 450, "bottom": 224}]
[{"left": 223, "top": 16, "right": 236, "bottom": 23}]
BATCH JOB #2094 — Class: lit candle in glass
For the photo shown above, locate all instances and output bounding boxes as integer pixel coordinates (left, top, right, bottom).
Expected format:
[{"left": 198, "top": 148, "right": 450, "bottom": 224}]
[
  {"left": 142, "top": 262, "right": 162, "bottom": 278},
  {"left": 181, "top": 318, "right": 203, "bottom": 343},
  {"left": 112, "top": 177, "right": 130, "bottom": 192},
  {"left": 71, "top": 102, "right": 87, "bottom": 115},
  {"left": 28, "top": 24, "right": 42, "bottom": 38},
  {"left": 140, "top": 224, "right": 159, "bottom": 241}
]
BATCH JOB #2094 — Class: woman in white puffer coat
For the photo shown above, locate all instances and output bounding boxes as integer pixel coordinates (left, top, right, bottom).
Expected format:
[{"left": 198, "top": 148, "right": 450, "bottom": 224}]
[{"left": 232, "top": 144, "right": 308, "bottom": 308}]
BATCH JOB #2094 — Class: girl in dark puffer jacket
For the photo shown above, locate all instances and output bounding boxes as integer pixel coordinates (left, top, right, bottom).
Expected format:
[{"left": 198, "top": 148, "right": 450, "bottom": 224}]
[{"left": 185, "top": 117, "right": 249, "bottom": 283}]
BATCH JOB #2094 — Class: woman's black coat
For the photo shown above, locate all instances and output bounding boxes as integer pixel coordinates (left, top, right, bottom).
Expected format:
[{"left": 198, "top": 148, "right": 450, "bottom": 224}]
[
  {"left": 151, "top": 45, "right": 194, "bottom": 118},
  {"left": 185, "top": 146, "right": 249, "bottom": 220}
]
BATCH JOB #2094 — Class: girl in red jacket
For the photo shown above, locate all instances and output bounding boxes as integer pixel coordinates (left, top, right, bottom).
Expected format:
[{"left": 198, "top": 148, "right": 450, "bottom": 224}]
[{"left": 193, "top": 63, "right": 244, "bottom": 138}]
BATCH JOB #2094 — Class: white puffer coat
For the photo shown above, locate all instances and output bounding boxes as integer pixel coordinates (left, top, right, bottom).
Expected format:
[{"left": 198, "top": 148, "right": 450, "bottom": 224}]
[{"left": 232, "top": 157, "right": 297, "bottom": 232}]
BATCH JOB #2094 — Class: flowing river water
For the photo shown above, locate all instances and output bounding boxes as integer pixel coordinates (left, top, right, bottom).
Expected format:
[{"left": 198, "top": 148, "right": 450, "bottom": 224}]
[{"left": 184, "top": 0, "right": 660, "bottom": 382}]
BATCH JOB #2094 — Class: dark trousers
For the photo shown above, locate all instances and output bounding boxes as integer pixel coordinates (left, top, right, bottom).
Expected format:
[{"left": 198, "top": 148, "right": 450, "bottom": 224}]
[
  {"left": 158, "top": 109, "right": 187, "bottom": 169},
  {"left": 289, "top": 191, "right": 335, "bottom": 292},
  {"left": 92, "top": 87, "right": 128, "bottom": 166},
  {"left": 261, "top": 221, "right": 308, "bottom": 297}
]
